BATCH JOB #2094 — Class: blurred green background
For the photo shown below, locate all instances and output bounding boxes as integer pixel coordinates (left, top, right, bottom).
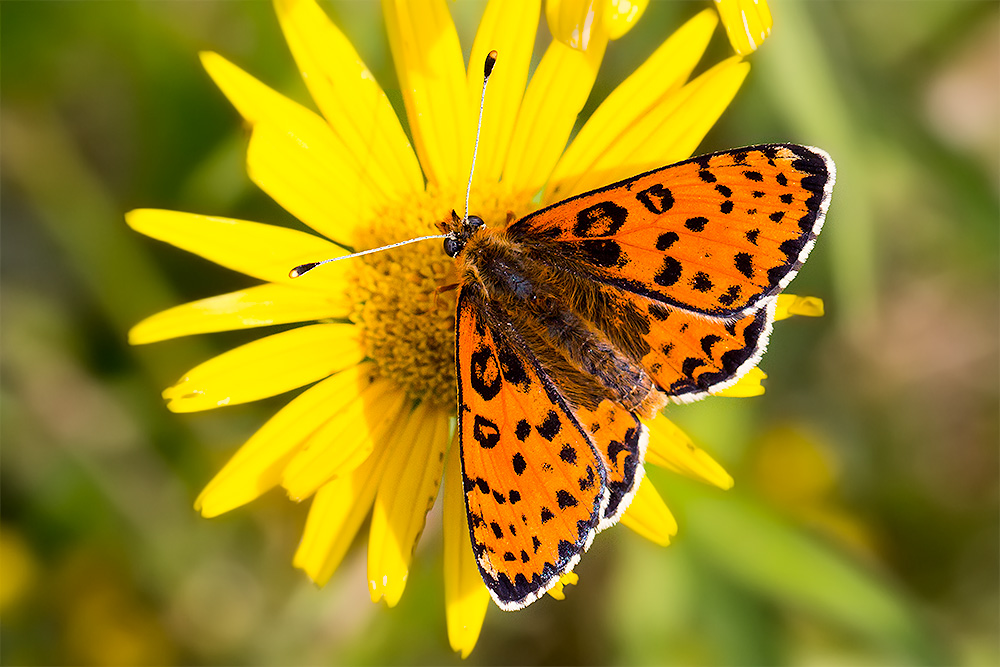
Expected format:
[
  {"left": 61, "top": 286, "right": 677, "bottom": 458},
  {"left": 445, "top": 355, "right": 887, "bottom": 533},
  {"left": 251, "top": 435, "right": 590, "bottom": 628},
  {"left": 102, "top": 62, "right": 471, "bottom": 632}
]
[{"left": 2, "top": 1, "right": 997, "bottom": 664}]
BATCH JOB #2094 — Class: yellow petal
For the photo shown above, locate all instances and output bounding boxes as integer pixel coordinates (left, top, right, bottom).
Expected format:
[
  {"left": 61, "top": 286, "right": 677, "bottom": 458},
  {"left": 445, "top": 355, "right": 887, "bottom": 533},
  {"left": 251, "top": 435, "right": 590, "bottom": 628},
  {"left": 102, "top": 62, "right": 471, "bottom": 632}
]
[
  {"left": 443, "top": 434, "right": 490, "bottom": 658},
  {"left": 644, "top": 416, "right": 734, "bottom": 490},
  {"left": 715, "top": 0, "right": 772, "bottom": 56},
  {"left": 605, "top": 0, "right": 648, "bottom": 39},
  {"left": 129, "top": 283, "right": 351, "bottom": 345},
  {"left": 714, "top": 366, "right": 766, "bottom": 398},
  {"left": 293, "top": 413, "right": 404, "bottom": 587},
  {"left": 273, "top": 0, "right": 423, "bottom": 200},
  {"left": 502, "top": 36, "right": 607, "bottom": 197},
  {"left": 546, "top": 572, "right": 579, "bottom": 600},
  {"left": 163, "top": 323, "right": 363, "bottom": 413},
  {"left": 245, "top": 124, "right": 380, "bottom": 249},
  {"left": 200, "top": 52, "right": 386, "bottom": 246},
  {"left": 125, "top": 209, "right": 351, "bottom": 292},
  {"left": 467, "top": 0, "right": 540, "bottom": 186},
  {"left": 775, "top": 294, "right": 825, "bottom": 321},
  {"left": 546, "top": 9, "right": 718, "bottom": 201},
  {"left": 281, "top": 379, "right": 409, "bottom": 501},
  {"left": 368, "top": 403, "right": 452, "bottom": 606},
  {"left": 382, "top": 0, "right": 471, "bottom": 190},
  {"left": 546, "top": 0, "right": 604, "bottom": 51},
  {"left": 620, "top": 476, "right": 677, "bottom": 546},
  {"left": 195, "top": 362, "right": 378, "bottom": 517},
  {"left": 548, "top": 55, "right": 749, "bottom": 200}
]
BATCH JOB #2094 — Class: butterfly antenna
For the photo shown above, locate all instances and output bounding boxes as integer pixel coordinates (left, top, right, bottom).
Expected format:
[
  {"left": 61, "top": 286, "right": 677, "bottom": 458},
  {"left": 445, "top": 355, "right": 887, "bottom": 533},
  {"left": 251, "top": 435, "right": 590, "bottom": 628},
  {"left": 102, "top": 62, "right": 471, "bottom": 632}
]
[
  {"left": 292, "top": 51, "right": 497, "bottom": 280},
  {"left": 464, "top": 50, "right": 498, "bottom": 223},
  {"left": 289, "top": 234, "right": 448, "bottom": 278}
]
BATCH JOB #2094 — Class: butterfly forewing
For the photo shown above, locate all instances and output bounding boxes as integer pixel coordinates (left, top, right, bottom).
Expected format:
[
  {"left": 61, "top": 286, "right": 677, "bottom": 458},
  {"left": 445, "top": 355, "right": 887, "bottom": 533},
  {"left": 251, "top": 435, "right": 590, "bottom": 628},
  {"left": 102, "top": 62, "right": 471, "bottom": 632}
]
[
  {"left": 456, "top": 285, "right": 609, "bottom": 610},
  {"left": 508, "top": 144, "right": 834, "bottom": 318}
]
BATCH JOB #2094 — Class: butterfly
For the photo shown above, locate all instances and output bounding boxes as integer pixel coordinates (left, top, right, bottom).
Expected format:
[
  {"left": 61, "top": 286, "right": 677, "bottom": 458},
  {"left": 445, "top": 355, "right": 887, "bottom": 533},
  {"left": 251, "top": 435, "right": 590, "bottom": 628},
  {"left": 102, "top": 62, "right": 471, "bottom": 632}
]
[{"left": 441, "top": 143, "right": 835, "bottom": 610}]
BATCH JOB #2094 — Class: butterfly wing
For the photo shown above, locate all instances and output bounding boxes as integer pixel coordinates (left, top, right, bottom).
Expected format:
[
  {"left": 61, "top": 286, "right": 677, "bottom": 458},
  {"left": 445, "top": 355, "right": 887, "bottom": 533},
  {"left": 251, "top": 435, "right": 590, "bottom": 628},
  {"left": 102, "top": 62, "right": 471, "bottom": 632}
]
[
  {"left": 588, "top": 282, "right": 778, "bottom": 402},
  {"left": 509, "top": 144, "right": 835, "bottom": 318},
  {"left": 456, "top": 284, "right": 611, "bottom": 610},
  {"left": 507, "top": 144, "right": 833, "bottom": 400},
  {"left": 456, "top": 283, "right": 652, "bottom": 608}
]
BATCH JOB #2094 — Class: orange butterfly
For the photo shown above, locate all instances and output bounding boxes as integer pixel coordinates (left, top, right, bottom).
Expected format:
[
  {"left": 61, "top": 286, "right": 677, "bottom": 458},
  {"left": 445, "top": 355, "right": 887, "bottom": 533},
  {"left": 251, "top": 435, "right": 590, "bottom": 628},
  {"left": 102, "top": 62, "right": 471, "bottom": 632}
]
[{"left": 442, "top": 143, "right": 835, "bottom": 610}]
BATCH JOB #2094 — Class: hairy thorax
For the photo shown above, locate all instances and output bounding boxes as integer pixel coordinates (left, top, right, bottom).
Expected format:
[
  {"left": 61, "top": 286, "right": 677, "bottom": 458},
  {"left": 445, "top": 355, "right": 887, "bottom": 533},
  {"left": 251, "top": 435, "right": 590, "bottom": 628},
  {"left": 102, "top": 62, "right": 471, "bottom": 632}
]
[{"left": 455, "top": 225, "right": 666, "bottom": 418}]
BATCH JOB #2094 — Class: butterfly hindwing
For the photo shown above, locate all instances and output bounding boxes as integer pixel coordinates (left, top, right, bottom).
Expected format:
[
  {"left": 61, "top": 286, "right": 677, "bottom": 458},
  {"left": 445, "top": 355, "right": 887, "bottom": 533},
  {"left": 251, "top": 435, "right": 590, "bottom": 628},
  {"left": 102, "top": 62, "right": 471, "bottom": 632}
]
[
  {"left": 573, "top": 401, "right": 648, "bottom": 527},
  {"left": 456, "top": 285, "right": 609, "bottom": 610},
  {"left": 508, "top": 144, "right": 835, "bottom": 318},
  {"left": 617, "top": 287, "right": 777, "bottom": 402}
]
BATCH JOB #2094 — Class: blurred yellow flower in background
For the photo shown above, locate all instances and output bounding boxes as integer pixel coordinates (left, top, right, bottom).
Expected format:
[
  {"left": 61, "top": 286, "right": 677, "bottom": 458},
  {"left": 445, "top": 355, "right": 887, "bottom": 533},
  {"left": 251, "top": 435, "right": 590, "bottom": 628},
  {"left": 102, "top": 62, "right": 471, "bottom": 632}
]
[{"left": 126, "top": 0, "right": 822, "bottom": 656}]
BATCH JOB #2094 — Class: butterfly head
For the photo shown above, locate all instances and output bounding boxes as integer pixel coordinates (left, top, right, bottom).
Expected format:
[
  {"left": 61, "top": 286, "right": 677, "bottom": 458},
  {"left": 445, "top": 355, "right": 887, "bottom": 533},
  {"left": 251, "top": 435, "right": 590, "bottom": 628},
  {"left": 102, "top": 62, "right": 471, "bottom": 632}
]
[{"left": 442, "top": 210, "right": 485, "bottom": 258}]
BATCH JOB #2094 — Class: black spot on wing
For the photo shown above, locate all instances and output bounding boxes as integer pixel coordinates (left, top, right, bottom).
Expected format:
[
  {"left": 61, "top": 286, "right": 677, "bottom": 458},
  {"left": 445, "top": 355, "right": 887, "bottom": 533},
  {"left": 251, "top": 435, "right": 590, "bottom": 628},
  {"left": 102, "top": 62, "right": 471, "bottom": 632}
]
[
  {"left": 536, "top": 411, "right": 561, "bottom": 441},
  {"left": 734, "top": 252, "right": 754, "bottom": 279},
  {"left": 472, "top": 415, "right": 500, "bottom": 449},
  {"left": 636, "top": 183, "right": 674, "bottom": 214},
  {"left": 470, "top": 346, "right": 501, "bottom": 400},
  {"left": 685, "top": 216, "right": 708, "bottom": 232},
  {"left": 496, "top": 343, "right": 529, "bottom": 387},
  {"left": 556, "top": 490, "right": 578, "bottom": 509},
  {"left": 574, "top": 201, "right": 628, "bottom": 237},
  {"left": 656, "top": 232, "right": 679, "bottom": 250},
  {"left": 691, "top": 272, "right": 714, "bottom": 292},
  {"left": 577, "top": 239, "right": 622, "bottom": 267},
  {"left": 655, "top": 257, "right": 682, "bottom": 287},
  {"left": 718, "top": 284, "right": 742, "bottom": 306}
]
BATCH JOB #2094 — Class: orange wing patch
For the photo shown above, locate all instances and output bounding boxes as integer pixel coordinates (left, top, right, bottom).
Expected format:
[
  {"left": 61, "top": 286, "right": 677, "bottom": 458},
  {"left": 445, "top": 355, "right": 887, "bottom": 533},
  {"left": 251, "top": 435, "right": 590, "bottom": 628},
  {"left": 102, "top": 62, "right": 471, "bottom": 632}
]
[
  {"left": 633, "top": 296, "right": 776, "bottom": 402},
  {"left": 509, "top": 144, "right": 834, "bottom": 317},
  {"left": 456, "top": 286, "right": 608, "bottom": 610}
]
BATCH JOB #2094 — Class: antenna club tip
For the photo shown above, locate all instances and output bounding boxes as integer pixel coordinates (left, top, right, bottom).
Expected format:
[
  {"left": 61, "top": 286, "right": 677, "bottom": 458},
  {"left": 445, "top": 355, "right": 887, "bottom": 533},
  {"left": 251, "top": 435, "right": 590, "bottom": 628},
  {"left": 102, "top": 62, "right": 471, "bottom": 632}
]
[
  {"left": 289, "top": 262, "right": 318, "bottom": 278},
  {"left": 484, "top": 50, "right": 497, "bottom": 77}
]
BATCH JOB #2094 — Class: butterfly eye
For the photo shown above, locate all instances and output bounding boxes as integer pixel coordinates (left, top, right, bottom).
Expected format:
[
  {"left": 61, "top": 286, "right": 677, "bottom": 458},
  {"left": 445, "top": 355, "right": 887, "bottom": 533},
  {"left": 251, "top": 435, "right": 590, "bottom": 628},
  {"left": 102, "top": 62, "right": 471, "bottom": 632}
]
[
  {"left": 467, "top": 215, "right": 485, "bottom": 231},
  {"left": 443, "top": 237, "right": 461, "bottom": 257}
]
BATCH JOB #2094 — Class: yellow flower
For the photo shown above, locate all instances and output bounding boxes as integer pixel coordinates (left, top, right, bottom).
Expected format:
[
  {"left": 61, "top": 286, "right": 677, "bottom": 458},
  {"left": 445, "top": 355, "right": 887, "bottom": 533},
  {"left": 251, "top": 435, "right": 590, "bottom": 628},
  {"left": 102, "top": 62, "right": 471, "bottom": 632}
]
[{"left": 129, "top": 0, "right": 803, "bottom": 657}]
